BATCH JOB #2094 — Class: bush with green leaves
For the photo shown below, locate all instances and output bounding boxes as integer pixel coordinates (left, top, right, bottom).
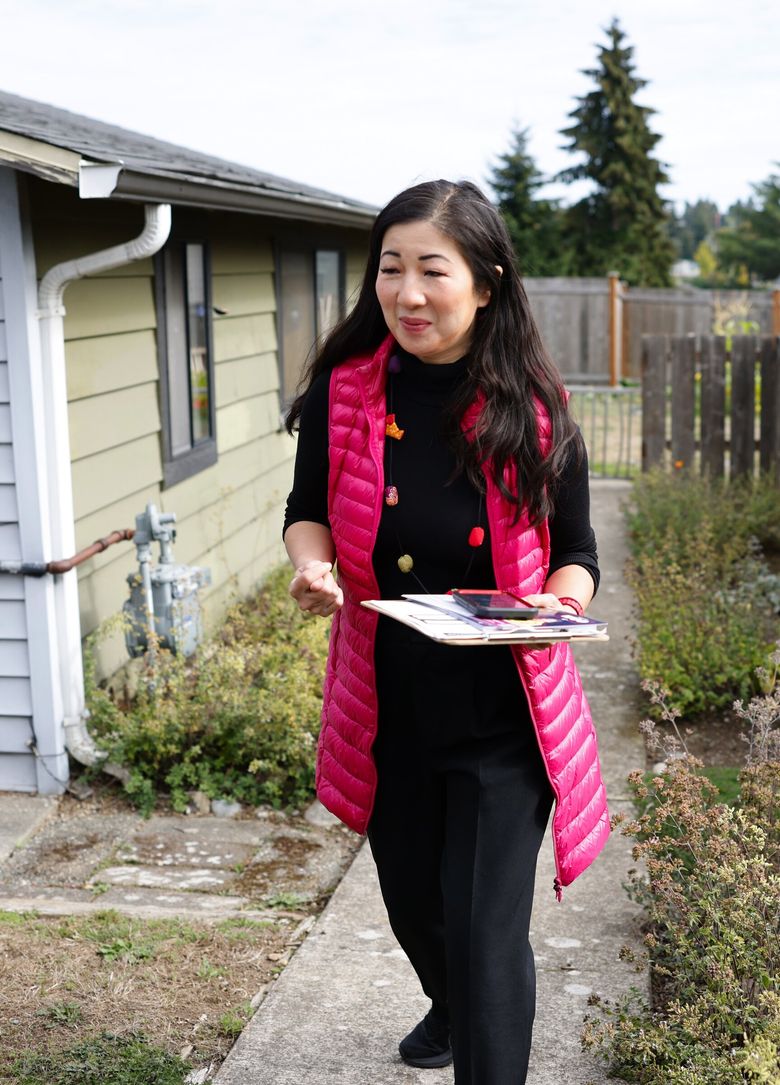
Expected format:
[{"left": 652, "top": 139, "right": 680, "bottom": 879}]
[
  {"left": 85, "top": 566, "right": 329, "bottom": 814},
  {"left": 583, "top": 678, "right": 780, "bottom": 1083},
  {"left": 624, "top": 470, "right": 780, "bottom": 716}
]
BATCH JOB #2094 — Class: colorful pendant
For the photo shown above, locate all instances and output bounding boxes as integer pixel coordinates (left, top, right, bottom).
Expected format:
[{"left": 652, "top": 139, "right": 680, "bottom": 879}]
[
  {"left": 468, "top": 526, "right": 485, "bottom": 548},
  {"left": 385, "top": 413, "right": 405, "bottom": 440},
  {"left": 384, "top": 485, "right": 399, "bottom": 507},
  {"left": 388, "top": 354, "right": 402, "bottom": 374},
  {"left": 397, "top": 554, "right": 414, "bottom": 573}
]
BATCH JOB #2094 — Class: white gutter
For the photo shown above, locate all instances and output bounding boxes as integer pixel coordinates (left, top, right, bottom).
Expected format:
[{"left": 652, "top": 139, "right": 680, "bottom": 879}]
[{"left": 36, "top": 203, "right": 172, "bottom": 772}]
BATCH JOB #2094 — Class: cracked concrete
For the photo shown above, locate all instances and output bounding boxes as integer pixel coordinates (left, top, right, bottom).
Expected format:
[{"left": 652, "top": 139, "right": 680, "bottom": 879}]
[{"left": 0, "top": 805, "right": 358, "bottom": 923}]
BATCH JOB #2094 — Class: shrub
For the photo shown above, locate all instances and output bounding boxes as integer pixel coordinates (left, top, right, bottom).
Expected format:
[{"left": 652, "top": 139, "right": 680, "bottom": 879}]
[
  {"left": 624, "top": 470, "right": 780, "bottom": 717},
  {"left": 583, "top": 681, "right": 780, "bottom": 1083},
  {"left": 624, "top": 470, "right": 780, "bottom": 563},
  {"left": 85, "top": 566, "right": 330, "bottom": 814}
]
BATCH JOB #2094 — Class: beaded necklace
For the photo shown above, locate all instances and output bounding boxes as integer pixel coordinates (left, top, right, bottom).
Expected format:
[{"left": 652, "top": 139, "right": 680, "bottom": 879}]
[{"left": 383, "top": 352, "right": 485, "bottom": 594}]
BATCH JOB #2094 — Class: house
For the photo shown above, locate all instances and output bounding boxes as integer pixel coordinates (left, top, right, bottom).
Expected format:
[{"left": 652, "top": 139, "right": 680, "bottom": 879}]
[{"left": 0, "top": 89, "right": 375, "bottom": 794}]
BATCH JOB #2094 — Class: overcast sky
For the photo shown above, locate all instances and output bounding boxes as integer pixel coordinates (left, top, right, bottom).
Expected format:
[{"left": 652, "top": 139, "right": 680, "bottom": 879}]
[{"left": 1, "top": 0, "right": 777, "bottom": 213}]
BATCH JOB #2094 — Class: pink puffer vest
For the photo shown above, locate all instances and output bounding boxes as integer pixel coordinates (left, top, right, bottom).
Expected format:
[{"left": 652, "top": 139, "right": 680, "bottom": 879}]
[{"left": 317, "top": 336, "right": 610, "bottom": 891}]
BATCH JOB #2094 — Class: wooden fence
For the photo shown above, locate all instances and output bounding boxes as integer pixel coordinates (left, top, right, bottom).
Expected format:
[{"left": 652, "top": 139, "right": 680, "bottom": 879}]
[
  {"left": 526, "top": 278, "right": 780, "bottom": 383},
  {"left": 641, "top": 335, "right": 780, "bottom": 477},
  {"left": 524, "top": 278, "right": 611, "bottom": 382}
]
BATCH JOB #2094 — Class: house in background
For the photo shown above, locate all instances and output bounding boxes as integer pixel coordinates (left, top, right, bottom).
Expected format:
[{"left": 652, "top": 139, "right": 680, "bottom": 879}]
[{"left": 0, "top": 89, "right": 375, "bottom": 794}]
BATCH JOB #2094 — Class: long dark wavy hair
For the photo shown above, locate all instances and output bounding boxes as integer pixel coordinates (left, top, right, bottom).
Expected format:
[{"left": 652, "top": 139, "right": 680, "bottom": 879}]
[{"left": 286, "top": 179, "right": 581, "bottom": 524}]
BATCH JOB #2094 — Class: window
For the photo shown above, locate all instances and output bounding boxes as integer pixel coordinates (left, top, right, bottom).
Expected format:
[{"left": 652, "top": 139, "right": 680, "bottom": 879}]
[
  {"left": 277, "top": 246, "right": 344, "bottom": 406},
  {"left": 155, "top": 241, "right": 217, "bottom": 486}
]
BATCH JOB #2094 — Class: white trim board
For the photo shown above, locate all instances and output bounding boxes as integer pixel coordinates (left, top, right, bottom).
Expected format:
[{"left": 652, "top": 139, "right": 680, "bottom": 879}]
[{"left": 0, "top": 167, "right": 67, "bottom": 793}]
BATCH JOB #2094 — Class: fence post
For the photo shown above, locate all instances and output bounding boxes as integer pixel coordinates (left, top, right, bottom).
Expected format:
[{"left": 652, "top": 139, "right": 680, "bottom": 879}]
[
  {"left": 670, "top": 336, "right": 696, "bottom": 471},
  {"left": 773, "top": 288, "right": 780, "bottom": 337},
  {"left": 759, "top": 337, "right": 780, "bottom": 477},
  {"left": 641, "top": 334, "right": 666, "bottom": 470},
  {"left": 700, "top": 337, "right": 726, "bottom": 477},
  {"left": 608, "top": 271, "right": 622, "bottom": 387},
  {"left": 730, "top": 336, "right": 757, "bottom": 478}
]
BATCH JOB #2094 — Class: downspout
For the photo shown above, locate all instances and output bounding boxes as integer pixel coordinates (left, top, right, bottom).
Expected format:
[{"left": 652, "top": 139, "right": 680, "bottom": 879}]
[{"left": 36, "top": 203, "right": 172, "bottom": 772}]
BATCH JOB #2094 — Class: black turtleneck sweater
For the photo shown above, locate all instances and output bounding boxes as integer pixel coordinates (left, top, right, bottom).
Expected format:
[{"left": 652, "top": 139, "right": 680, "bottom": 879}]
[{"left": 283, "top": 351, "right": 599, "bottom": 600}]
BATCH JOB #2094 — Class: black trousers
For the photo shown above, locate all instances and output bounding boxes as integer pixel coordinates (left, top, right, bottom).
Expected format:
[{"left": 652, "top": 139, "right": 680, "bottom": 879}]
[{"left": 368, "top": 625, "right": 553, "bottom": 1085}]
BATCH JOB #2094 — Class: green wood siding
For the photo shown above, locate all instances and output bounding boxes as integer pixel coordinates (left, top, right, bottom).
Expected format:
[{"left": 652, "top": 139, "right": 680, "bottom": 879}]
[
  {"left": 68, "top": 383, "right": 160, "bottom": 460},
  {"left": 66, "top": 330, "right": 158, "bottom": 401},
  {"left": 215, "top": 352, "right": 278, "bottom": 407},
  {"left": 63, "top": 277, "right": 156, "bottom": 341},
  {"left": 213, "top": 313, "right": 277, "bottom": 363}
]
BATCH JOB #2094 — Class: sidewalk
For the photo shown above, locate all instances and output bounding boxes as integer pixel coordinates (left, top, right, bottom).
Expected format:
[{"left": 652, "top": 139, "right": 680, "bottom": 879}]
[{"left": 214, "top": 480, "right": 648, "bottom": 1085}]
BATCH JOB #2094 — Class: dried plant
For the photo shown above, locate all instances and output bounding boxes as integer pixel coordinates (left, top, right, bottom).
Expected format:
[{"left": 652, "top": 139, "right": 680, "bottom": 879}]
[
  {"left": 583, "top": 677, "right": 780, "bottom": 1082},
  {"left": 736, "top": 642, "right": 780, "bottom": 766}
]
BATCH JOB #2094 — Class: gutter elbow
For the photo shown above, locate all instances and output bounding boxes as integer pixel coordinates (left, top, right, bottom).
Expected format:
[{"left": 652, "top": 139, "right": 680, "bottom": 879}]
[
  {"left": 37, "top": 203, "right": 172, "bottom": 315},
  {"left": 64, "top": 713, "right": 130, "bottom": 786}
]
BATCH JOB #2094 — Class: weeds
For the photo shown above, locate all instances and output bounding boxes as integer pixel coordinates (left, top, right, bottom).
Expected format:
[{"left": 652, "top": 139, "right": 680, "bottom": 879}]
[
  {"left": 217, "top": 1002, "right": 253, "bottom": 1038},
  {"left": 11, "top": 1033, "right": 190, "bottom": 1085},
  {"left": 36, "top": 1001, "right": 84, "bottom": 1028},
  {"left": 196, "top": 958, "right": 224, "bottom": 981},
  {"left": 213, "top": 917, "right": 275, "bottom": 940},
  {"left": 264, "top": 890, "right": 307, "bottom": 909},
  {"left": 96, "top": 938, "right": 155, "bottom": 964}
]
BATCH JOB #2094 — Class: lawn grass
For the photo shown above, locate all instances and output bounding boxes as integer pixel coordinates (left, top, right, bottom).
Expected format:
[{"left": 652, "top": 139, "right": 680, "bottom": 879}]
[{"left": 0, "top": 908, "right": 295, "bottom": 1084}]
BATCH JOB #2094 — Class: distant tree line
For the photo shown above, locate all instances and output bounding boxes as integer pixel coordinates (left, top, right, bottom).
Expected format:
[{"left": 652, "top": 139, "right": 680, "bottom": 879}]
[{"left": 490, "top": 19, "right": 779, "bottom": 289}]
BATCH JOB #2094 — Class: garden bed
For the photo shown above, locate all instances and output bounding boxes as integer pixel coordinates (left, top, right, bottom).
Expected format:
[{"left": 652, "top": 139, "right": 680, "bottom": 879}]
[{"left": 583, "top": 470, "right": 780, "bottom": 1083}]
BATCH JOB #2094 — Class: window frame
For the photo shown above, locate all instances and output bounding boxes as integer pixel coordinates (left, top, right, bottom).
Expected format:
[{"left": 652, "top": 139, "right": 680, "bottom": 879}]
[
  {"left": 274, "top": 232, "right": 346, "bottom": 411},
  {"left": 155, "top": 240, "right": 218, "bottom": 488}
]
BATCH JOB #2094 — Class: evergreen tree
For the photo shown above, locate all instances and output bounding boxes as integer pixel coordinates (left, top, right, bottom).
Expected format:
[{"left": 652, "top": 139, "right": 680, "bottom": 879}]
[
  {"left": 718, "top": 171, "right": 780, "bottom": 283},
  {"left": 558, "top": 19, "right": 675, "bottom": 286},
  {"left": 488, "top": 126, "right": 563, "bottom": 276}
]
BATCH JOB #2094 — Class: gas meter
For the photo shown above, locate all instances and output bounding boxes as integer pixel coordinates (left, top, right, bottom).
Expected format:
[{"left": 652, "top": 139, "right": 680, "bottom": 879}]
[{"left": 123, "top": 503, "right": 211, "bottom": 658}]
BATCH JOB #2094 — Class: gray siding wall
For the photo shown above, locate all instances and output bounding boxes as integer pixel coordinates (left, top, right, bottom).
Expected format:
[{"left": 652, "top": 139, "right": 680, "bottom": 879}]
[{"left": 0, "top": 172, "right": 36, "bottom": 790}]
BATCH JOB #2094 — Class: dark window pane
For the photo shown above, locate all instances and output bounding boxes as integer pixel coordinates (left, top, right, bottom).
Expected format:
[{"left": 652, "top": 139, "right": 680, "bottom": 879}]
[{"left": 186, "top": 243, "right": 210, "bottom": 444}]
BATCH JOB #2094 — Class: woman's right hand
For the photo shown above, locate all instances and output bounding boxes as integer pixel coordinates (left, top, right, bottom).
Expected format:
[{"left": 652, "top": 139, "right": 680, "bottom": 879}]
[{"left": 289, "top": 560, "right": 344, "bottom": 618}]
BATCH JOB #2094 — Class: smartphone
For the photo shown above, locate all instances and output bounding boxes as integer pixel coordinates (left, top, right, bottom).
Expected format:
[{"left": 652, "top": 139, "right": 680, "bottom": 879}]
[{"left": 451, "top": 590, "right": 539, "bottom": 620}]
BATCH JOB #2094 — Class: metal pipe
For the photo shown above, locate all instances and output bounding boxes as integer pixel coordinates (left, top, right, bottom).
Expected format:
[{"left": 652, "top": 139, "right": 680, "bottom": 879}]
[
  {"left": 36, "top": 204, "right": 171, "bottom": 773},
  {"left": 0, "top": 529, "right": 134, "bottom": 576}
]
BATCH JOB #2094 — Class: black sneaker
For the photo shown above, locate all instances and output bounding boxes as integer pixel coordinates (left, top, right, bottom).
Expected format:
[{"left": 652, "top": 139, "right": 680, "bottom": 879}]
[{"left": 398, "top": 1010, "right": 453, "bottom": 1068}]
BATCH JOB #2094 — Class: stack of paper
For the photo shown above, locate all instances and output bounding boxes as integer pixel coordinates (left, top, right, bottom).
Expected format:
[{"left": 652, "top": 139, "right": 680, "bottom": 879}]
[{"left": 360, "top": 595, "right": 608, "bottom": 645}]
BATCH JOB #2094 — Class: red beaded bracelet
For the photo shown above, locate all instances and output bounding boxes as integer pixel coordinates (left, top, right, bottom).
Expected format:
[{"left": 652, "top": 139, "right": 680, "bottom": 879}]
[{"left": 557, "top": 595, "right": 584, "bottom": 617}]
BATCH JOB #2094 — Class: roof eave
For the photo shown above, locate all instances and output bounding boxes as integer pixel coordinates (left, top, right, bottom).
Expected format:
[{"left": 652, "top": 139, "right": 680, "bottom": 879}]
[
  {"left": 0, "top": 129, "right": 376, "bottom": 228},
  {"left": 111, "top": 169, "right": 376, "bottom": 227}
]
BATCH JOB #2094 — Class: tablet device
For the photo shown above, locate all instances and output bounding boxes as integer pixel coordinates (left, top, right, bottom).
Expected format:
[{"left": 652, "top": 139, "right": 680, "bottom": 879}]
[{"left": 451, "top": 591, "right": 539, "bottom": 620}]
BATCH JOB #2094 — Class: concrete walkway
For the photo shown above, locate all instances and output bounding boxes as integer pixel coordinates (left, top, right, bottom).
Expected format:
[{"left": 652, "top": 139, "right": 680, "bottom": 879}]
[{"left": 215, "top": 480, "right": 648, "bottom": 1085}]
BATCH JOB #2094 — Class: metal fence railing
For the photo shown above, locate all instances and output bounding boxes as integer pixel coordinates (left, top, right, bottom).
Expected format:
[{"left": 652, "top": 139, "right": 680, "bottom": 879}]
[{"left": 567, "top": 384, "right": 642, "bottom": 479}]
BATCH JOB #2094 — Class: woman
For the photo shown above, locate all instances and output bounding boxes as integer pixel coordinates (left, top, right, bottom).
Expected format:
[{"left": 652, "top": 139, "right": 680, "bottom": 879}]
[{"left": 283, "top": 180, "right": 609, "bottom": 1084}]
